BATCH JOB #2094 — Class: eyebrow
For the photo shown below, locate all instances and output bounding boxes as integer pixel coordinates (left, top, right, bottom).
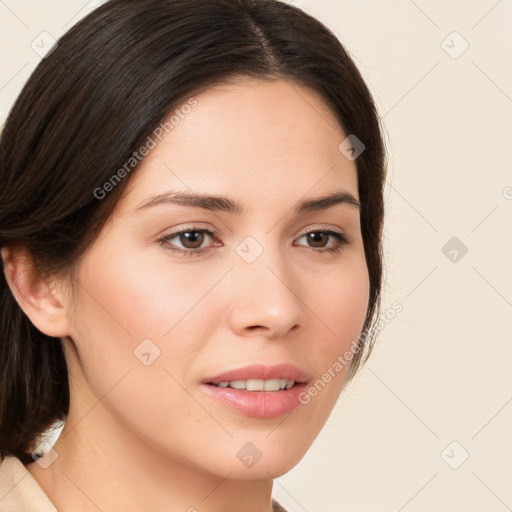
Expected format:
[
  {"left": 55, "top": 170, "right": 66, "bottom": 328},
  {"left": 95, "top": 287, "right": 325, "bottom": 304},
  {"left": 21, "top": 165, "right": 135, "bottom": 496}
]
[{"left": 130, "top": 189, "right": 361, "bottom": 215}]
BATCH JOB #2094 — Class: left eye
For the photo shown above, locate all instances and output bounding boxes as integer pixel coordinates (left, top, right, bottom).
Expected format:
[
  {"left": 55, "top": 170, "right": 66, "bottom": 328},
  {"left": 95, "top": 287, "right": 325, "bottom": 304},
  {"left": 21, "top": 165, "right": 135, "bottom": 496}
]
[
  {"left": 294, "top": 230, "right": 349, "bottom": 253},
  {"left": 157, "top": 227, "right": 349, "bottom": 257}
]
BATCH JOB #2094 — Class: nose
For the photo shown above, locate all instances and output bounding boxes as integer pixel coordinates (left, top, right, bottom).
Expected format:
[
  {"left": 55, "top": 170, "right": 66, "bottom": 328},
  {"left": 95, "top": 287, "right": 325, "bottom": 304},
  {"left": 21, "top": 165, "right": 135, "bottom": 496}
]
[{"left": 225, "top": 243, "right": 307, "bottom": 339}]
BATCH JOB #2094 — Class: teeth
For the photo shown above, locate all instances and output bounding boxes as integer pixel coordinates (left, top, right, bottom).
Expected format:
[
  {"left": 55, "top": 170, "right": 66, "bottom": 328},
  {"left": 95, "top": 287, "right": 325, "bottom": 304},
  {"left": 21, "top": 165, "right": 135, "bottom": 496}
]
[
  {"left": 247, "top": 379, "right": 265, "bottom": 391},
  {"left": 211, "top": 379, "right": 296, "bottom": 391},
  {"left": 263, "top": 379, "right": 281, "bottom": 391}
]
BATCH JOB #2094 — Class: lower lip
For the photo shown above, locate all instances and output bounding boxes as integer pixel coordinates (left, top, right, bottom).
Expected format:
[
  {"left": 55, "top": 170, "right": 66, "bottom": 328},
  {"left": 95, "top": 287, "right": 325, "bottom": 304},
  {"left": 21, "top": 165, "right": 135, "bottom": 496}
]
[{"left": 200, "top": 383, "right": 308, "bottom": 419}]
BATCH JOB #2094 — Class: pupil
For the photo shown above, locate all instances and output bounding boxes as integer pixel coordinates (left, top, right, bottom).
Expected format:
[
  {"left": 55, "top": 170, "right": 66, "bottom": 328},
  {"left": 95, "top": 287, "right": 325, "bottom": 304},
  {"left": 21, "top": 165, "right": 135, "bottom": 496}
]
[
  {"left": 308, "top": 232, "right": 327, "bottom": 247},
  {"left": 181, "top": 231, "right": 204, "bottom": 249}
]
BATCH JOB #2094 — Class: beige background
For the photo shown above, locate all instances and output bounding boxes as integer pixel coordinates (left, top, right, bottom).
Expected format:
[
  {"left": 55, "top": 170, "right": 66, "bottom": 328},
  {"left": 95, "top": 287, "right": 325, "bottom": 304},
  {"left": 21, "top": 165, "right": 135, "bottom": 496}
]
[{"left": 1, "top": 1, "right": 511, "bottom": 511}]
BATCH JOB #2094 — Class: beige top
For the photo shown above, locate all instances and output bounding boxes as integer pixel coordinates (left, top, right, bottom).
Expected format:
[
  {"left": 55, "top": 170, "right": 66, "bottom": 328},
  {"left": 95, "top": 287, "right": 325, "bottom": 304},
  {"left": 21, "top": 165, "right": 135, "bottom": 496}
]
[
  {"left": 0, "top": 455, "right": 289, "bottom": 511},
  {"left": 0, "top": 455, "right": 57, "bottom": 511}
]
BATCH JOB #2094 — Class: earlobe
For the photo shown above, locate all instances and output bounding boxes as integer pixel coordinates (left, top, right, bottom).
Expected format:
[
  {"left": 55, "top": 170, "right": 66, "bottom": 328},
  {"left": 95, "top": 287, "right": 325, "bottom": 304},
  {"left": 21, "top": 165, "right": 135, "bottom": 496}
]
[{"left": 1, "top": 244, "right": 72, "bottom": 338}]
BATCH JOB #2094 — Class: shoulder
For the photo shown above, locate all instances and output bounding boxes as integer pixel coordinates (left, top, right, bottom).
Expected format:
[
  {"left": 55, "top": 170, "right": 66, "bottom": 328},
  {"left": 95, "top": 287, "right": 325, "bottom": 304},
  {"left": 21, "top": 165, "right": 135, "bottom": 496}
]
[
  {"left": 0, "top": 455, "right": 57, "bottom": 511},
  {"left": 0, "top": 456, "right": 289, "bottom": 512}
]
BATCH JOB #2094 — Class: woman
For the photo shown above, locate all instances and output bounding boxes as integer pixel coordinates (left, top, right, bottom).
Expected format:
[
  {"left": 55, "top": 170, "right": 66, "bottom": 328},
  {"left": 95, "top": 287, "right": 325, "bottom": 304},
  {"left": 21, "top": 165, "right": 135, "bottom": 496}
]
[{"left": 0, "top": 0, "right": 387, "bottom": 510}]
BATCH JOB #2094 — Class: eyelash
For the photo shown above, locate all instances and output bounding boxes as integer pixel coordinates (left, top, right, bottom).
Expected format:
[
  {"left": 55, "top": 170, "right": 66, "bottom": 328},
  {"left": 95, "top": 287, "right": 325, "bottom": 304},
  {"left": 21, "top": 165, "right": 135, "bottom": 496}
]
[{"left": 157, "top": 226, "right": 351, "bottom": 257}]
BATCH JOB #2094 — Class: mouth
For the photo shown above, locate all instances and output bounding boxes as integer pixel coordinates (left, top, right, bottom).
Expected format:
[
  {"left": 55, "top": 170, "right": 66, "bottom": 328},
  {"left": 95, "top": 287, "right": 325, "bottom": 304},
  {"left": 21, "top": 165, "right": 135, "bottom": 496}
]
[
  {"left": 200, "top": 363, "right": 309, "bottom": 418},
  {"left": 207, "top": 378, "right": 297, "bottom": 391}
]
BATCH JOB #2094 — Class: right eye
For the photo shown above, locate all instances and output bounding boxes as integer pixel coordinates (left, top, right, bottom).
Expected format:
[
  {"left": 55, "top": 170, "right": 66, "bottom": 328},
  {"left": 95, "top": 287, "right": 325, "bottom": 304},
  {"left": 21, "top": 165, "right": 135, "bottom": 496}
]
[{"left": 157, "top": 227, "right": 221, "bottom": 257}]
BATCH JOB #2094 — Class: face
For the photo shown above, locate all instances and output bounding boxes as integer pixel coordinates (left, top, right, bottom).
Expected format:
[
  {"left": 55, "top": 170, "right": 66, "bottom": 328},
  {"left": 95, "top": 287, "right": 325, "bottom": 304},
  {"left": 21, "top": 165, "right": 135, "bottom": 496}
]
[{"left": 59, "top": 77, "right": 369, "bottom": 479}]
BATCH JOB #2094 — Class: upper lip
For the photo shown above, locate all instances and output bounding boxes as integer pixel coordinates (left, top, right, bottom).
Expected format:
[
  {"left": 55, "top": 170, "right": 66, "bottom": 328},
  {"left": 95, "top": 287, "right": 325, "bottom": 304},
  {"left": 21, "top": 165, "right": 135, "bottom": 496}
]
[{"left": 202, "top": 364, "right": 310, "bottom": 385}]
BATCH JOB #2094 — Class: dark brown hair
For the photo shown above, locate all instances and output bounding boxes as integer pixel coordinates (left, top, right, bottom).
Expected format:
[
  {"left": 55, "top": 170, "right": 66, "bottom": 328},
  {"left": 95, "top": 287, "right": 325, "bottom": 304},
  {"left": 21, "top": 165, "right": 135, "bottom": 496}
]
[{"left": 0, "top": 0, "right": 387, "bottom": 463}]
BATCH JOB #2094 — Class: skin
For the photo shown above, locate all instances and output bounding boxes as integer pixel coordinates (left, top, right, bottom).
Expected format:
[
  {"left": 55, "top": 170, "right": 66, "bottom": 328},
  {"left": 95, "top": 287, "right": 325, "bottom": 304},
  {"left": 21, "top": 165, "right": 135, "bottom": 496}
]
[{"left": 2, "top": 77, "right": 369, "bottom": 512}]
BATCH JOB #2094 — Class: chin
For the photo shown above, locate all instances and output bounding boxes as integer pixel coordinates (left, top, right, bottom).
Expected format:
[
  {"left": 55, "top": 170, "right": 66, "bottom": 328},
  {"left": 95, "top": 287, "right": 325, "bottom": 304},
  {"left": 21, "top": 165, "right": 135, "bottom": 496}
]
[
  {"left": 222, "top": 454, "right": 306, "bottom": 481},
  {"left": 204, "top": 433, "right": 313, "bottom": 481}
]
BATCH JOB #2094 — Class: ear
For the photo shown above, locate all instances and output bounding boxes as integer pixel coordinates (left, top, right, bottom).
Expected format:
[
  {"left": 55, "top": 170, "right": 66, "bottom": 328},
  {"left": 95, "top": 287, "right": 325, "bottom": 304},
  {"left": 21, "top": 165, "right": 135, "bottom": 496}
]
[{"left": 1, "top": 244, "right": 72, "bottom": 338}]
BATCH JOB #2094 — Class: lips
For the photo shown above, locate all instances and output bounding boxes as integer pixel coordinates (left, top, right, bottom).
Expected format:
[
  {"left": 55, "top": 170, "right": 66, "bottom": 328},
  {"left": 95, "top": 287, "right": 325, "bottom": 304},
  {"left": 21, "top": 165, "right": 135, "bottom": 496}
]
[
  {"left": 201, "top": 363, "right": 309, "bottom": 385},
  {"left": 200, "top": 363, "right": 311, "bottom": 418}
]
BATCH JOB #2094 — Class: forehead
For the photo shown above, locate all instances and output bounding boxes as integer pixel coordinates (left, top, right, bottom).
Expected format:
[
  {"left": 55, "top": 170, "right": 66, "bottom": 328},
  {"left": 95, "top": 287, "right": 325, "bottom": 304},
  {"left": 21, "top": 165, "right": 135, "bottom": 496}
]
[{"left": 116, "top": 78, "right": 359, "bottom": 214}]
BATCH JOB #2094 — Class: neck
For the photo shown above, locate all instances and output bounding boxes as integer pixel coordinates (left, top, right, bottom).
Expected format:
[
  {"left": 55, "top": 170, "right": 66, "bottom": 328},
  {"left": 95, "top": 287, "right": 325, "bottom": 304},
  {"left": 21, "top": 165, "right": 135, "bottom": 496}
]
[{"left": 25, "top": 402, "right": 274, "bottom": 512}]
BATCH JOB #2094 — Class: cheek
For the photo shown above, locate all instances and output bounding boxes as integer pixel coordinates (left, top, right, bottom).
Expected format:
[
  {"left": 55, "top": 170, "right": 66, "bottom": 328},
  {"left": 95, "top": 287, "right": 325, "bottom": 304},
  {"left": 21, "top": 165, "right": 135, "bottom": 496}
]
[
  {"left": 325, "top": 270, "right": 369, "bottom": 343},
  {"left": 314, "top": 255, "right": 370, "bottom": 349},
  {"left": 66, "top": 252, "right": 215, "bottom": 456},
  {"left": 74, "top": 244, "right": 215, "bottom": 341},
  {"left": 67, "top": 246, "right": 209, "bottom": 397},
  {"left": 301, "top": 256, "right": 370, "bottom": 400}
]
